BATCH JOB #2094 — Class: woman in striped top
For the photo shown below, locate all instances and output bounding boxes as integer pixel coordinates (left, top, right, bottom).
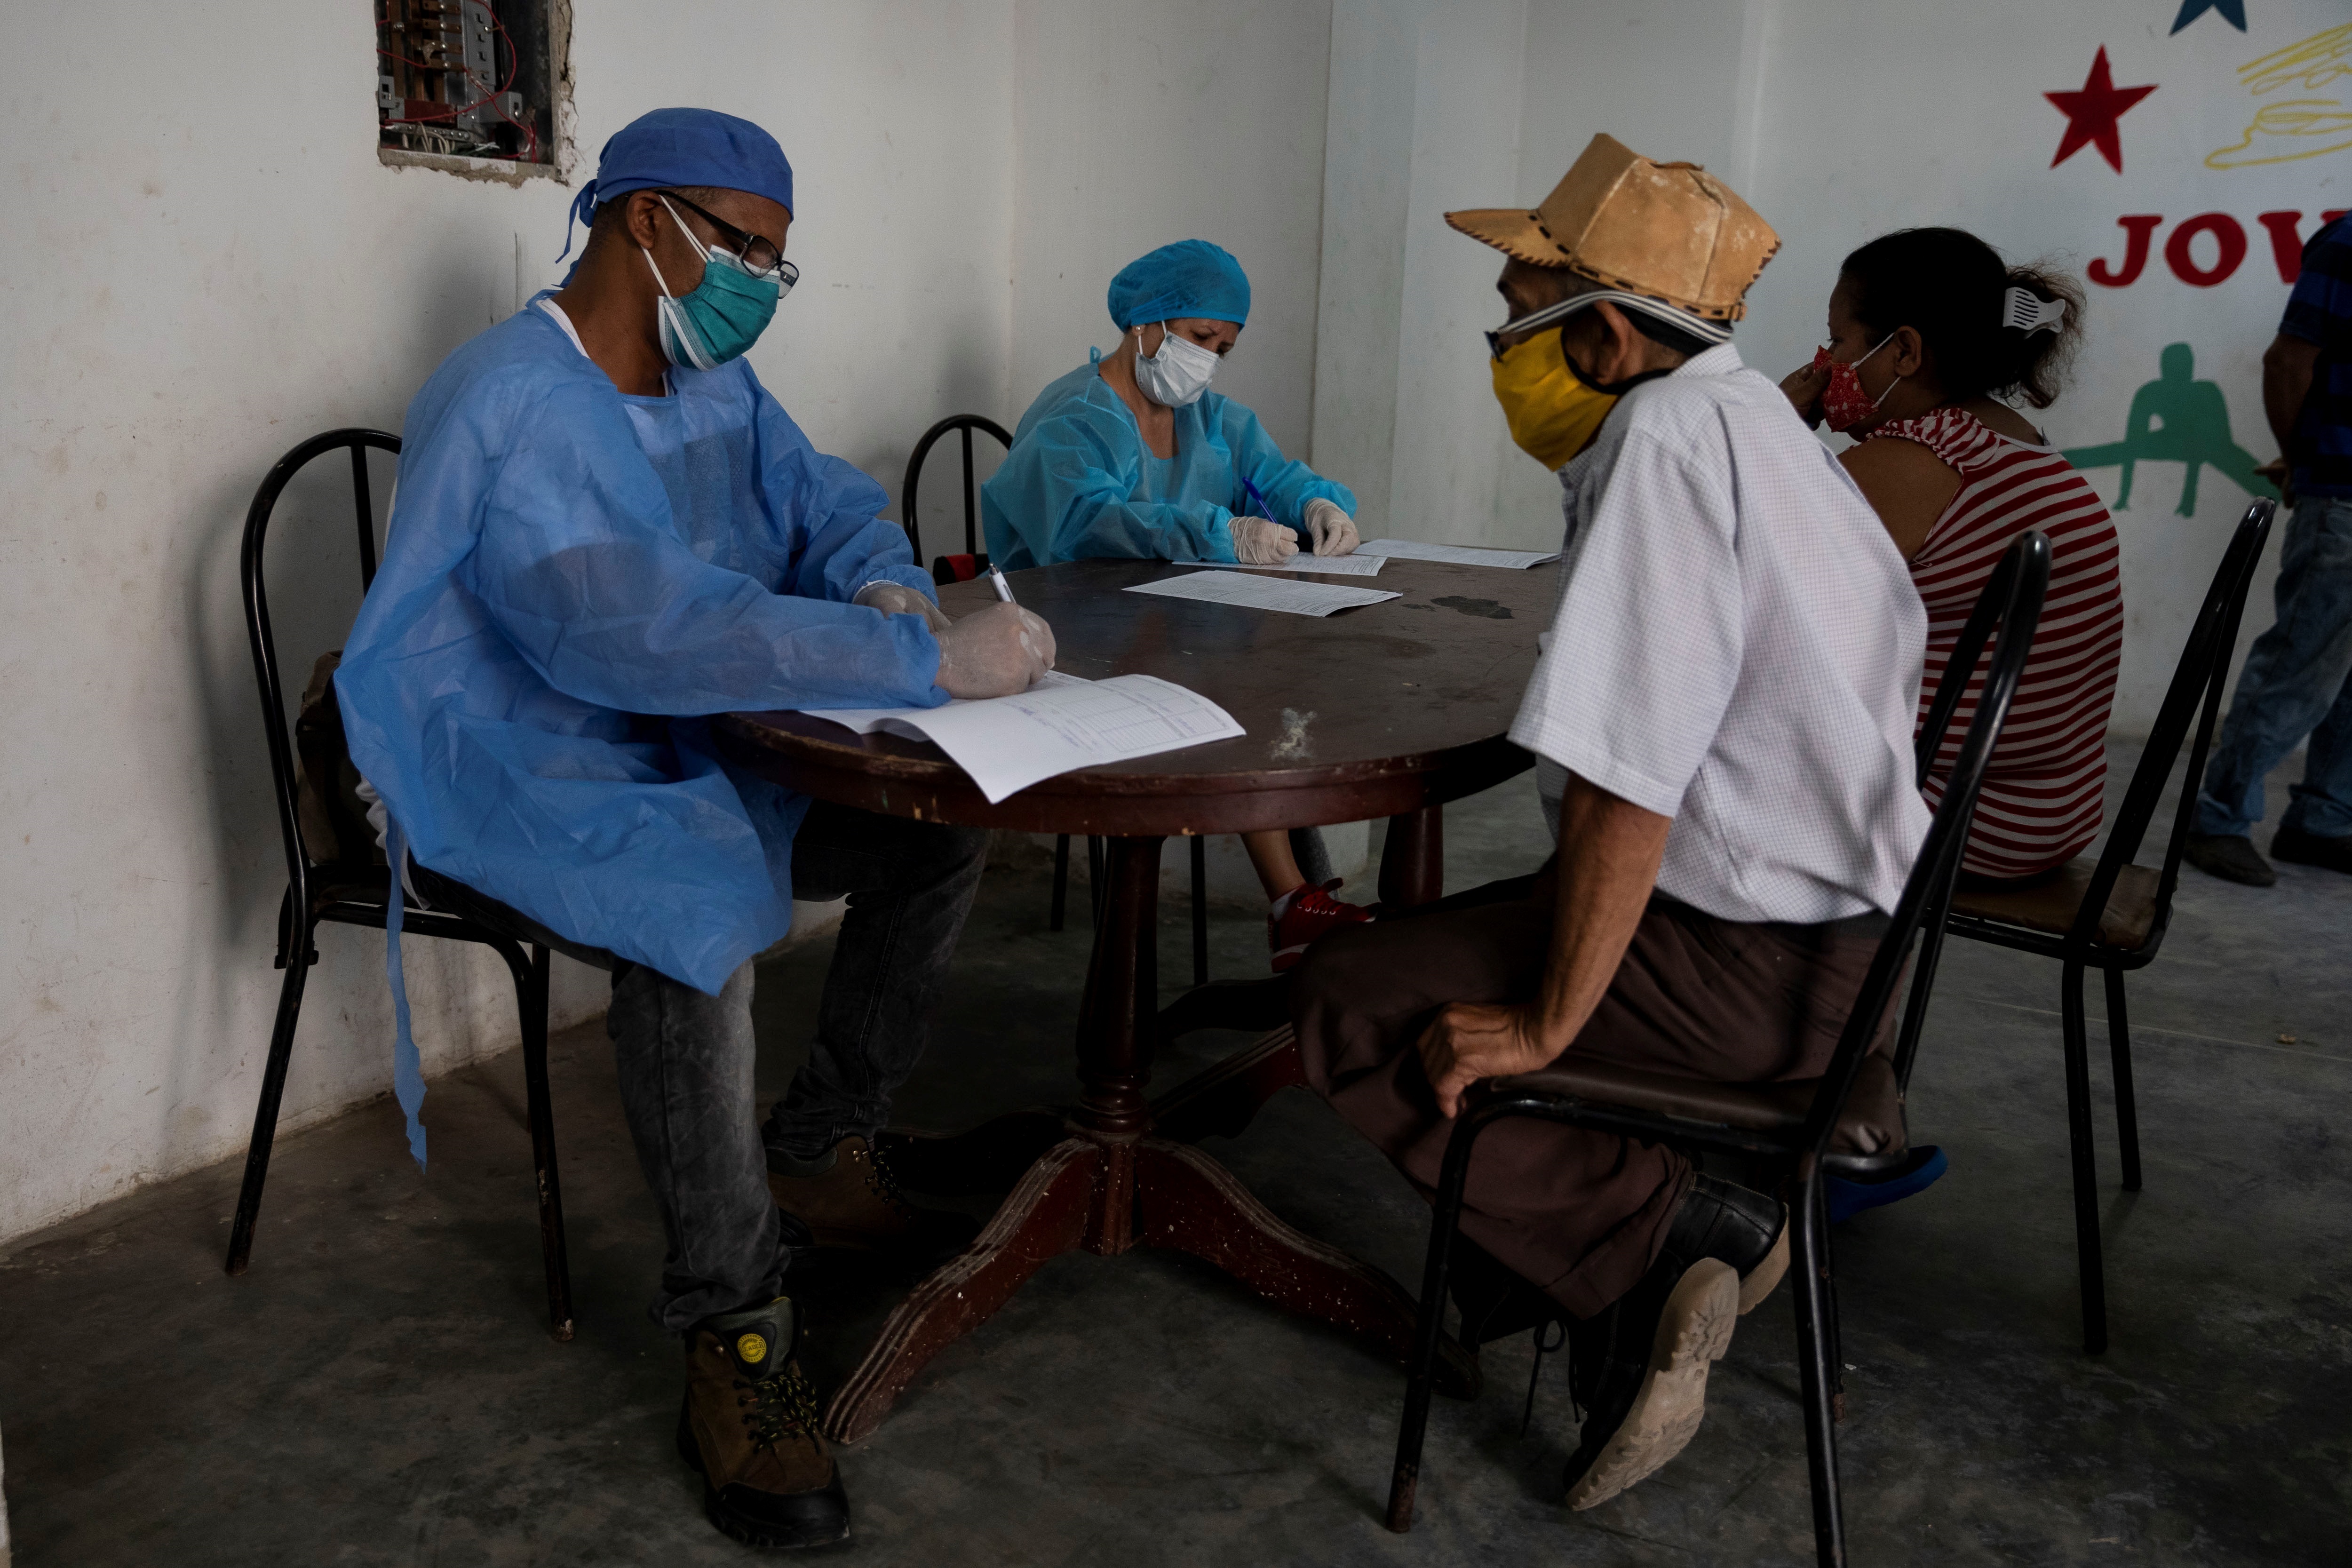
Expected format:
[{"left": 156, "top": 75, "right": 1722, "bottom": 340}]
[{"left": 1783, "top": 229, "right": 2122, "bottom": 883}]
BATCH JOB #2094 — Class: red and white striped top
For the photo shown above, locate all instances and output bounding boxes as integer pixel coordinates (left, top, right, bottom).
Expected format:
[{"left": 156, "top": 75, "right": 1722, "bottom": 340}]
[{"left": 1862, "top": 406, "right": 2124, "bottom": 881}]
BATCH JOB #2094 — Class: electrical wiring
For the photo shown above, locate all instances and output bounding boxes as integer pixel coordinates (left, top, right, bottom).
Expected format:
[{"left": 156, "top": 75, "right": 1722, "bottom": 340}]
[{"left": 376, "top": 0, "right": 539, "bottom": 163}]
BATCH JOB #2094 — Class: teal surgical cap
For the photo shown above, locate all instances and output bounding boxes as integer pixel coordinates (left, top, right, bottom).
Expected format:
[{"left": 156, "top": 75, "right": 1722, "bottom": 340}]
[
  {"left": 1106, "top": 240, "right": 1251, "bottom": 330},
  {"left": 558, "top": 108, "right": 795, "bottom": 262}
]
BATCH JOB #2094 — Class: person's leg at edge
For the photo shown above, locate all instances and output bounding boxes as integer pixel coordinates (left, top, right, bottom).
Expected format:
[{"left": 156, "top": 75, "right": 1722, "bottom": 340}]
[
  {"left": 1244, "top": 826, "right": 1370, "bottom": 972},
  {"left": 2272, "top": 499, "right": 2352, "bottom": 868},
  {"left": 608, "top": 959, "right": 848, "bottom": 1549},
  {"left": 1294, "top": 881, "right": 1864, "bottom": 1508},
  {"left": 2276, "top": 651, "right": 2352, "bottom": 870},
  {"left": 2192, "top": 497, "right": 2352, "bottom": 883},
  {"left": 760, "top": 802, "right": 989, "bottom": 1253}
]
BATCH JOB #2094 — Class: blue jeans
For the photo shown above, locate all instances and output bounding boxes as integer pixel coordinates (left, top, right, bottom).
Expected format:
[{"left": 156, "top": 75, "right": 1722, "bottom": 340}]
[
  {"left": 2195, "top": 495, "right": 2352, "bottom": 840},
  {"left": 418, "top": 803, "right": 990, "bottom": 1331}
]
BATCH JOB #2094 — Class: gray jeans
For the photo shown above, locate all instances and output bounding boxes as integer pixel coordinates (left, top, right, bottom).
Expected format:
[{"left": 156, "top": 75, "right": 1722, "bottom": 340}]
[{"left": 419, "top": 801, "right": 989, "bottom": 1330}]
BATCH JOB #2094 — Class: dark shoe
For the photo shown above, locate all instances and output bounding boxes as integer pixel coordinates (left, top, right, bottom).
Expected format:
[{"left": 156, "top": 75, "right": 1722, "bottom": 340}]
[
  {"left": 2272, "top": 824, "right": 2352, "bottom": 875},
  {"left": 1659, "top": 1172, "right": 1788, "bottom": 1314},
  {"left": 1447, "top": 1234, "right": 1561, "bottom": 1349},
  {"left": 2185, "top": 833, "right": 2277, "bottom": 886},
  {"left": 678, "top": 1297, "right": 850, "bottom": 1551},
  {"left": 1558, "top": 1176, "right": 1784, "bottom": 1510},
  {"left": 1561, "top": 1258, "right": 1739, "bottom": 1510},
  {"left": 768, "top": 1135, "right": 977, "bottom": 1261}
]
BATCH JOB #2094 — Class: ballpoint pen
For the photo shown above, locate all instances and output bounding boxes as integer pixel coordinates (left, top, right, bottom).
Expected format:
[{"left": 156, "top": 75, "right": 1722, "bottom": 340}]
[
  {"left": 1241, "top": 476, "right": 1275, "bottom": 523},
  {"left": 987, "top": 563, "right": 1016, "bottom": 604}
]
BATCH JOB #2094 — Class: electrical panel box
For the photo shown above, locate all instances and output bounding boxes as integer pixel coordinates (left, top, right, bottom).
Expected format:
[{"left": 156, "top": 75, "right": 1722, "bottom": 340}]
[{"left": 376, "top": 0, "right": 553, "bottom": 165}]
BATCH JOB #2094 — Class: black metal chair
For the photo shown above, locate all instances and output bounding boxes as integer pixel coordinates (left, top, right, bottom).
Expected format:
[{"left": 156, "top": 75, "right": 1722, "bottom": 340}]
[
  {"left": 902, "top": 413, "right": 1012, "bottom": 584},
  {"left": 899, "top": 412, "right": 1216, "bottom": 980},
  {"left": 1886, "top": 498, "right": 2276, "bottom": 1356},
  {"left": 1387, "top": 532, "right": 2052, "bottom": 1568},
  {"left": 227, "top": 428, "right": 575, "bottom": 1341}
]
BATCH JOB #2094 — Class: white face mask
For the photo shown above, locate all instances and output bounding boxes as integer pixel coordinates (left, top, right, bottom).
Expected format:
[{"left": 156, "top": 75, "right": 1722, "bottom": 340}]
[{"left": 1132, "top": 323, "right": 1220, "bottom": 407}]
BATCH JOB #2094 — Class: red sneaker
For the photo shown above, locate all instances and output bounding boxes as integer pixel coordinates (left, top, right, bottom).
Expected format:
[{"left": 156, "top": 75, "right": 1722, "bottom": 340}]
[{"left": 1268, "top": 879, "right": 1375, "bottom": 972}]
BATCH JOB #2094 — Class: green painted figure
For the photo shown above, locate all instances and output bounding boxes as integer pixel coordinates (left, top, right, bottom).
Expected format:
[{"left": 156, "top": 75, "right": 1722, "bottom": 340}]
[{"left": 2063, "top": 342, "right": 2279, "bottom": 516}]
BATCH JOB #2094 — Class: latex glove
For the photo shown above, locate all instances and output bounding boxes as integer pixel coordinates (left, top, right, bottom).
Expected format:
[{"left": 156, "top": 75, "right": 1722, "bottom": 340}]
[
  {"left": 853, "top": 579, "right": 953, "bottom": 634},
  {"left": 1303, "top": 497, "right": 1359, "bottom": 557},
  {"left": 1230, "top": 515, "right": 1300, "bottom": 566},
  {"left": 933, "top": 600, "right": 1057, "bottom": 698}
]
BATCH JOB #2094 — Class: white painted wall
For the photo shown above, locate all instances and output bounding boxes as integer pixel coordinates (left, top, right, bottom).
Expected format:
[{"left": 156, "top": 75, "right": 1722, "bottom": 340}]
[
  {"left": 1007, "top": 0, "right": 1334, "bottom": 464},
  {"left": 0, "top": 0, "right": 1017, "bottom": 1244},
  {"left": 1325, "top": 0, "right": 2346, "bottom": 735},
  {"left": 0, "top": 0, "right": 1342, "bottom": 1247},
  {"left": 11, "top": 0, "right": 2338, "bottom": 1243}
]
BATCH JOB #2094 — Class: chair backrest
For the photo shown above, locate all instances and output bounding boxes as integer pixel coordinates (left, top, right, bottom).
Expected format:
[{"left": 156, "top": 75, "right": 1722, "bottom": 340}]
[
  {"left": 1802, "top": 531, "right": 2050, "bottom": 1164},
  {"left": 2068, "top": 499, "right": 2276, "bottom": 949},
  {"left": 900, "top": 414, "right": 1012, "bottom": 572},
  {"left": 241, "top": 429, "right": 401, "bottom": 911}
]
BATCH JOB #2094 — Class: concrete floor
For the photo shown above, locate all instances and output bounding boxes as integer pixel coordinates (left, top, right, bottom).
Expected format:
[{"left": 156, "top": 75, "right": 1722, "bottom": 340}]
[{"left": 2, "top": 746, "right": 2347, "bottom": 1566}]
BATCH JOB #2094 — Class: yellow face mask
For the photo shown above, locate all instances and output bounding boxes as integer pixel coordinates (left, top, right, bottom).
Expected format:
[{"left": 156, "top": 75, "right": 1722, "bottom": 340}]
[{"left": 1490, "top": 329, "right": 1618, "bottom": 470}]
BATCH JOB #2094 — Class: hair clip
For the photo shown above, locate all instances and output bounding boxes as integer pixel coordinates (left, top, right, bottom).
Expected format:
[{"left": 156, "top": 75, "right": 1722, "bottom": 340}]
[{"left": 2002, "top": 286, "right": 2066, "bottom": 336}]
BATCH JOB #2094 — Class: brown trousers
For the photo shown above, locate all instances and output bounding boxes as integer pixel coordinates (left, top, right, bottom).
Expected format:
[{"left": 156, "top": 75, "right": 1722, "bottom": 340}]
[{"left": 1292, "top": 875, "right": 1885, "bottom": 1318}]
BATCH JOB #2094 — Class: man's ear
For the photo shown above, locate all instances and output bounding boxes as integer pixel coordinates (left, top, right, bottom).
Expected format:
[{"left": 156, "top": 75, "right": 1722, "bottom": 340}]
[
  {"left": 624, "top": 191, "right": 667, "bottom": 252},
  {"left": 1591, "top": 301, "right": 1647, "bottom": 383}
]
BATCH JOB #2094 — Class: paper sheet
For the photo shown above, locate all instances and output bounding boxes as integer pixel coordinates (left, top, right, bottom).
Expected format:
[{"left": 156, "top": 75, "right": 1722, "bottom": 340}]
[
  {"left": 1355, "top": 537, "right": 1561, "bottom": 570},
  {"left": 1204, "top": 551, "right": 1386, "bottom": 577},
  {"left": 1124, "top": 571, "right": 1401, "bottom": 617},
  {"left": 806, "top": 671, "right": 1243, "bottom": 804}
]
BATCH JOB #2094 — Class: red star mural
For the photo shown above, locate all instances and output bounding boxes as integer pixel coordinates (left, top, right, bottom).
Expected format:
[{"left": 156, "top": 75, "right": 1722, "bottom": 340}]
[{"left": 2046, "top": 47, "right": 2157, "bottom": 173}]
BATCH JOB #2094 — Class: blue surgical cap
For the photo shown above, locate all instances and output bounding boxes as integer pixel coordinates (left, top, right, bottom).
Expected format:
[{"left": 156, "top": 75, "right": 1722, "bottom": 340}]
[
  {"left": 1106, "top": 240, "right": 1251, "bottom": 330},
  {"left": 558, "top": 108, "right": 795, "bottom": 262}
]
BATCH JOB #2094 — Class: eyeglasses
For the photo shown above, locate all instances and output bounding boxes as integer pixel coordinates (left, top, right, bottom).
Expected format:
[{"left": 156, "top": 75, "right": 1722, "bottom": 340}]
[
  {"left": 1484, "top": 292, "right": 1593, "bottom": 358},
  {"left": 660, "top": 191, "right": 799, "bottom": 291}
]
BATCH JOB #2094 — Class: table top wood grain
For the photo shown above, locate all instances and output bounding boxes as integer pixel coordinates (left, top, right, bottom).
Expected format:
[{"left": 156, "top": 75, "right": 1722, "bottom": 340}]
[{"left": 716, "top": 556, "right": 1555, "bottom": 836}]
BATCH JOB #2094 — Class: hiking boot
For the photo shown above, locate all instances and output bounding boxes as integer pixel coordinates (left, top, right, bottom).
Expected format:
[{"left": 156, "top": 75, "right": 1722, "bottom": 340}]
[
  {"left": 1268, "top": 878, "right": 1374, "bottom": 972},
  {"left": 2185, "top": 833, "right": 2277, "bottom": 887},
  {"left": 677, "top": 1297, "right": 849, "bottom": 1551},
  {"left": 1448, "top": 1234, "right": 1562, "bottom": 1349},
  {"left": 1450, "top": 1174, "right": 1784, "bottom": 1351},
  {"left": 2272, "top": 824, "right": 2352, "bottom": 876},
  {"left": 768, "top": 1135, "right": 976, "bottom": 1262},
  {"left": 1559, "top": 1176, "right": 1786, "bottom": 1510}
]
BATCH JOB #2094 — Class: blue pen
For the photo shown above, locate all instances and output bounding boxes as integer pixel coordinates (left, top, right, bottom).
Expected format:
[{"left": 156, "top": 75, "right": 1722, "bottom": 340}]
[{"left": 1241, "top": 476, "right": 1276, "bottom": 523}]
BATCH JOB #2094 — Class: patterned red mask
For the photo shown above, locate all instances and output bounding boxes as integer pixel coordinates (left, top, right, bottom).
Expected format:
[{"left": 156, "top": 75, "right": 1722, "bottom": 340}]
[{"left": 1812, "top": 334, "right": 1900, "bottom": 432}]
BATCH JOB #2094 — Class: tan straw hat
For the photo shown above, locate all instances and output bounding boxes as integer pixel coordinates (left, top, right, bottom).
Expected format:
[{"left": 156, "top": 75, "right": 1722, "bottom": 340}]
[{"left": 1445, "top": 133, "right": 1780, "bottom": 323}]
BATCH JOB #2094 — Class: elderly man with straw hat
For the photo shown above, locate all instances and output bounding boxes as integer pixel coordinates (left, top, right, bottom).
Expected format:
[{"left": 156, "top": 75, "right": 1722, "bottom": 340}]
[{"left": 1291, "top": 135, "right": 1930, "bottom": 1508}]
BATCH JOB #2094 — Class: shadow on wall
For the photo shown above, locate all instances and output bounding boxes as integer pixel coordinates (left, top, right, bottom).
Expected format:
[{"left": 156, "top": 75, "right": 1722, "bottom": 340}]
[{"left": 2063, "top": 342, "right": 2280, "bottom": 519}]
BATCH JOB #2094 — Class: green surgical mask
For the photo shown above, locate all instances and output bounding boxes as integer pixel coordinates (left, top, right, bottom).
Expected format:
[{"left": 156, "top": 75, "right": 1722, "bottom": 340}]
[{"left": 641, "top": 199, "right": 785, "bottom": 371}]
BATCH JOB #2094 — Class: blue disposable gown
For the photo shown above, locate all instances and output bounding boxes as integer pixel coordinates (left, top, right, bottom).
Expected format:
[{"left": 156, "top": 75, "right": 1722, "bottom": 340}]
[
  {"left": 980, "top": 357, "right": 1356, "bottom": 568},
  {"left": 336, "top": 296, "right": 947, "bottom": 994}
]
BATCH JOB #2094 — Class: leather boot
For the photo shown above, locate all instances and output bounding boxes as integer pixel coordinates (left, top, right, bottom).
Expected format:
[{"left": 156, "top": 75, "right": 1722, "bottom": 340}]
[
  {"left": 1559, "top": 1175, "right": 1786, "bottom": 1511},
  {"left": 768, "top": 1135, "right": 977, "bottom": 1263},
  {"left": 677, "top": 1296, "right": 849, "bottom": 1551}
]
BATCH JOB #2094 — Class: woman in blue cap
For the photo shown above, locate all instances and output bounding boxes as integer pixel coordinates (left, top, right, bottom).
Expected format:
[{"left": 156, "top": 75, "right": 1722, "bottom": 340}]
[
  {"left": 981, "top": 239, "right": 1372, "bottom": 968},
  {"left": 336, "top": 107, "right": 1047, "bottom": 1552}
]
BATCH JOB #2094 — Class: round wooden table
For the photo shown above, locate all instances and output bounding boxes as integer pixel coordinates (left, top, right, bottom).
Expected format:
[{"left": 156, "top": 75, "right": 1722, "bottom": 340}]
[{"left": 718, "top": 554, "right": 1555, "bottom": 1441}]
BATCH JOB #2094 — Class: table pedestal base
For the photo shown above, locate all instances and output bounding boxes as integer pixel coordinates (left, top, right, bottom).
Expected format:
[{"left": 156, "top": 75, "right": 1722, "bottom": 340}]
[
  {"left": 827, "top": 818, "right": 1474, "bottom": 1445},
  {"left": 826, "top": 1126, "right": 1465, "bottom": 1444}
]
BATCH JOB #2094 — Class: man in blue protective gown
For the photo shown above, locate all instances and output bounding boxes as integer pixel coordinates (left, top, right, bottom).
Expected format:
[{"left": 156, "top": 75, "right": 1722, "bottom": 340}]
[
  {"left": 979, "top": 240, "right": 1377, "bottom": 966},
  {"left": 335, "top": 109, "right": 1057, "bottom": 1552}
]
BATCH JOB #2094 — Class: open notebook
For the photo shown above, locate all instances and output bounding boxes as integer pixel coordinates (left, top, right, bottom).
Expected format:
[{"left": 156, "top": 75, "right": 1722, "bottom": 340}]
[{"left": 803, "top": 671, "right": 1244, "bottom": 804}]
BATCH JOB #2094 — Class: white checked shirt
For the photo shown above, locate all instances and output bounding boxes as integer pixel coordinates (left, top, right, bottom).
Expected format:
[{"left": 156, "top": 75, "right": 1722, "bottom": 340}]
[{"left": 1516, "top": 343, "right": 1931, "bottom": 923}]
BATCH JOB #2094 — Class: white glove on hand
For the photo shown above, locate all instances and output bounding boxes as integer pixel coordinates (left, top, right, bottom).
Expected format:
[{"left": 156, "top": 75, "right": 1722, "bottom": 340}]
[
  {"left": 853, "top": 580, "right": 954, "bottom": 634},
  {"left": 1230, "top": 515, "right": 1301, "bottom": 565},
  {"left": 933, "top": 600, "right": 1057, "bottom": 698},
  {"left": 1303, "top": 497, "right": 1359, "bottom": 557}
]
